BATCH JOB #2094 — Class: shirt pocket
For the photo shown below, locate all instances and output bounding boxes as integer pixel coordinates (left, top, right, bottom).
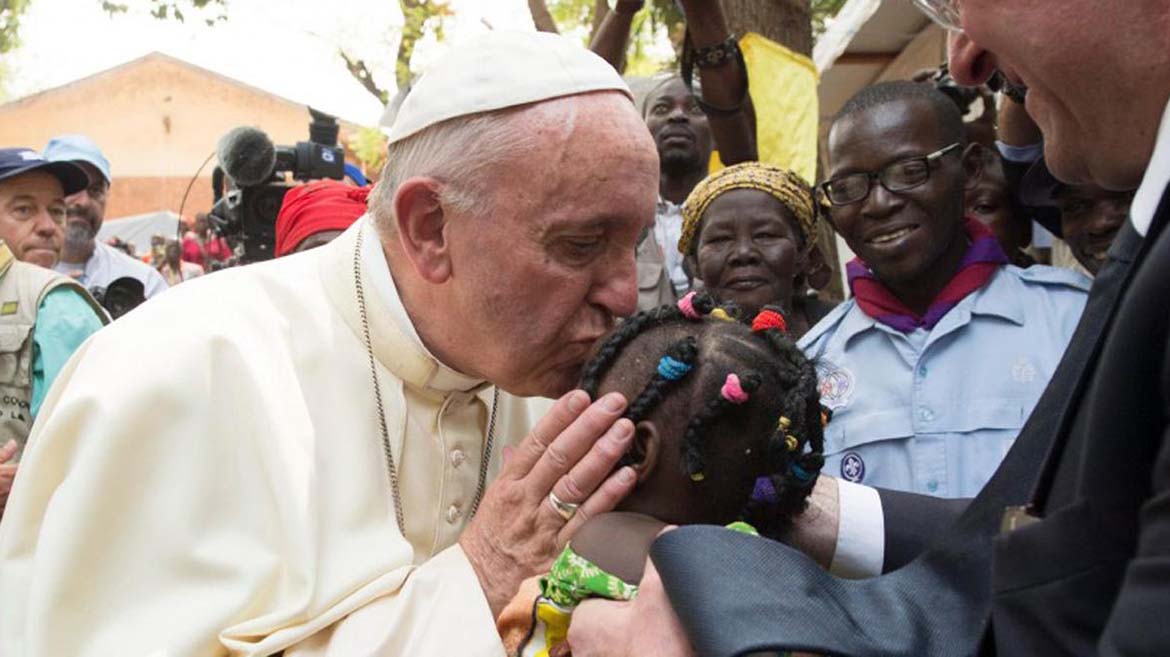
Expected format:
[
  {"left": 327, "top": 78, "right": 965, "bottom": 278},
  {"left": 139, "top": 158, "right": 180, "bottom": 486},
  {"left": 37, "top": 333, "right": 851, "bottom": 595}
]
[
  {"left": 0, "top": 324, "right": 34, "bottom": 387},
  {"left": 925, "top": 398, "right": 1029, "bottom": 434},
  {"left": 823, "top": 410, "right": 913, "bottom": 456}
]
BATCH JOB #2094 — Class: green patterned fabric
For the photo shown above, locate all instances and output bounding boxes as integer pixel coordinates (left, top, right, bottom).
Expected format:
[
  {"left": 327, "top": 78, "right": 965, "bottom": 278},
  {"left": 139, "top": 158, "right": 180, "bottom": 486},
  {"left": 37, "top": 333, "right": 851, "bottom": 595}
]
[{"left": 539, "top": 521, "right": 760, "bottom": 608}]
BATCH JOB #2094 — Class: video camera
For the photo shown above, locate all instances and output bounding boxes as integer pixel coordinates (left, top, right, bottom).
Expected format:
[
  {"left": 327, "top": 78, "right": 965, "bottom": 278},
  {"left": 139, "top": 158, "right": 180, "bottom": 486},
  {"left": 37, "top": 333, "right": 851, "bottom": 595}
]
[{"left": 208, "top": 108, "right": 346, "bottom": 263}]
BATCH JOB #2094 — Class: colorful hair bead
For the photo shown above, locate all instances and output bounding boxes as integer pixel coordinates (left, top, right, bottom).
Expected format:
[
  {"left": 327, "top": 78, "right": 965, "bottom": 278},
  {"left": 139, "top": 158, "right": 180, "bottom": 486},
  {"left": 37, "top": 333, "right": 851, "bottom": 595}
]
[
  {"left": 709, "top": 307, "right": 735, "bottom": 322},
  {"left": 657, "top": 355, "right": 693, "bottom": 381},
  {"left": 790, "top": 462, "right": 814, "bottom": 482},
  {"left": 721, "top": 374, "right": 751, "bottom": 404},
  {"left": 690, "top": 471, "right": 706, "bottom": 482},
  {"left": 752, "top": 308, "right": 788, "bottom": 333},
  {"left": 677, "top": 291, "right": 700, "bottom": 319},
  {"left": 751, "top": 476, "right": 779, "bottom": 505},
  {"left": 778, "top": 416, "right": 792, "bottom": 430},
  {"left": 785, "top": 435, "right": 799, "bottom": 452}
]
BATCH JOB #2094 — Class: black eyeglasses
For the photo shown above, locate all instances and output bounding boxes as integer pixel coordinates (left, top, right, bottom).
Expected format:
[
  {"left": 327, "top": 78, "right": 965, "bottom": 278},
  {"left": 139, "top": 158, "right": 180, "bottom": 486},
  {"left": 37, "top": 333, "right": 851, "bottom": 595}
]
[{"left": 820, "top": 143, "right": 962, "bottom": 207}]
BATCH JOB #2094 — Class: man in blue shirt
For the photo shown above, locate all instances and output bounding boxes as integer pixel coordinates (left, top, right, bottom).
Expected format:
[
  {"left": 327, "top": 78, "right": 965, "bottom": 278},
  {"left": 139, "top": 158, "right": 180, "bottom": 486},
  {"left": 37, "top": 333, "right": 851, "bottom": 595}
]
[
  {"left": 0, "top": 148, "right": 106, "bottom": 516},
  {"left": 801, "top": 81, "right": 1088, "bottom": 498}
]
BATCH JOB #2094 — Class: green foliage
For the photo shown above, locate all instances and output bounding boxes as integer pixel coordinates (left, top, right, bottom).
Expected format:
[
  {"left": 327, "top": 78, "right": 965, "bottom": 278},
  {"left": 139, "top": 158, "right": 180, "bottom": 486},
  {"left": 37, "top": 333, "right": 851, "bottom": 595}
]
[
  {"left": 1, "top": 0, "right": 31, "bottom": 54},
  {"left": 811, "top": 0, "right": 849, "bottom": 39},
  {"left": 347, "top": 125, "right": 388, "bottom": 177},
  {"left": 101, "top": 0, "right": 226, "bottom": 26}
]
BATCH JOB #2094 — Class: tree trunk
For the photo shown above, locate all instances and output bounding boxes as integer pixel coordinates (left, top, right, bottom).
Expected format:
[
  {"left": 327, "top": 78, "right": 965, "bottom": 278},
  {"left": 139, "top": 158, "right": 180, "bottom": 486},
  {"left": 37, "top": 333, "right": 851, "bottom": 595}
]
[
  {"left": 721, "top": 0, "right": 845, "bottom": 301},
  {"left": 722, "top": 0, "right": 811, "bottom": 56},
  {"left": 590, "top": 0, "right": 609, "bottom": 37},
  {"left": 527, "top": 0, "right": 560, "bottom": 33}
]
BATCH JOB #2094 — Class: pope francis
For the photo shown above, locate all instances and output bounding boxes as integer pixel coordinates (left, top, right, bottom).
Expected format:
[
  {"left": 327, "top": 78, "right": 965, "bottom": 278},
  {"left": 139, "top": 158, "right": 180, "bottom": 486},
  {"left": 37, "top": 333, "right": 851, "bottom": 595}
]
[{"left": 0, "top": 32, "right": 660, "bottom": 656}]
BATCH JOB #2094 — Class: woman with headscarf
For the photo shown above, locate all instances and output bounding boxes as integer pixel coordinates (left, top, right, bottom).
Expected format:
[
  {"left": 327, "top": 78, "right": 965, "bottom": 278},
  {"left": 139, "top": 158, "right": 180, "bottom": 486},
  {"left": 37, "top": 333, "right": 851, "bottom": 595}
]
[{"left": 678, "top": 162, "right": 834, "bottom": 338}]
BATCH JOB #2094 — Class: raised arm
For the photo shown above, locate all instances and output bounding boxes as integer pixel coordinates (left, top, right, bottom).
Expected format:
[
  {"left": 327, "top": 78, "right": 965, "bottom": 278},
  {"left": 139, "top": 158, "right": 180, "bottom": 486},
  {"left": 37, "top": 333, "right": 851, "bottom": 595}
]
[
  {"left": 589, "top": 1, "right": 644, "bottom": 73},
  {"left": 678, "top": 0, "right": 757, "bottom": 164}
]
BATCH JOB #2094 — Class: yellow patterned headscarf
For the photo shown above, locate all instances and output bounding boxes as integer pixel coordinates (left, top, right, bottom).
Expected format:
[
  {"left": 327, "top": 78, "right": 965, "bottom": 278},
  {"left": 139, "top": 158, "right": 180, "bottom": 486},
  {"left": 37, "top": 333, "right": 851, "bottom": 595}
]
[{"left": 678, "top": 162, "right": 820, "bottom": 255}]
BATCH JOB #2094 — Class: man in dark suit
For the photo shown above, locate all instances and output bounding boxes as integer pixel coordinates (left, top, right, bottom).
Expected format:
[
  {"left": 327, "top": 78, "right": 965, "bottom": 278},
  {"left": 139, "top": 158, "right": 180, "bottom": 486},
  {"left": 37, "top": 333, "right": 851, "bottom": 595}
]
[{"left": 567, "top": 1, "right": 1170, "bottom": 655}]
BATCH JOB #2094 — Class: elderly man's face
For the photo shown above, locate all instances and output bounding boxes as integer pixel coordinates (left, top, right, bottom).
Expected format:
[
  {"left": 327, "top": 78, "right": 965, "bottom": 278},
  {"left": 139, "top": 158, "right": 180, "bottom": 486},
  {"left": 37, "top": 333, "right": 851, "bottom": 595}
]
[
  {"left": 0, "top": 171, "right": 66, "bottom": 268},
  {"left": 444, "top": 93, "right": 659, "bottom": 397},
  {"left": 948, "top": 1, "right": 1155, "bottom": 190}
]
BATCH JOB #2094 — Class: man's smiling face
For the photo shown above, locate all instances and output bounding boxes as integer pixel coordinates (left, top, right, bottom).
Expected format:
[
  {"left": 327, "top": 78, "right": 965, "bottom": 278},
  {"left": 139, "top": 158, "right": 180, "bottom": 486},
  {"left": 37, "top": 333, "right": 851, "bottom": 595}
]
[{"left": 826, "top": 96, "right": 970, "bottom": 291}]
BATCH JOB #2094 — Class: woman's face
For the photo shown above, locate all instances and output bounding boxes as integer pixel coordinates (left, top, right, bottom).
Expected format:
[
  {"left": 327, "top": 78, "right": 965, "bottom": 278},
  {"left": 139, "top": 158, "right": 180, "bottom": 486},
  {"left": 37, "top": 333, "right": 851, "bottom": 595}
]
[{"left": 694, "top": 189, "right": 804, "bottom": 318}]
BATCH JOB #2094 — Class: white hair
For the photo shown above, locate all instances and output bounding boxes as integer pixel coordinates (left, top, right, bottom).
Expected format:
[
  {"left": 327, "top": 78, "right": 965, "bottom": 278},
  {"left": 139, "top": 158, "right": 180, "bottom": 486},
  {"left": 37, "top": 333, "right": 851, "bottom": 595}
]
[{"left": 370, "top": 98, "right": 581, "bottom": 236}]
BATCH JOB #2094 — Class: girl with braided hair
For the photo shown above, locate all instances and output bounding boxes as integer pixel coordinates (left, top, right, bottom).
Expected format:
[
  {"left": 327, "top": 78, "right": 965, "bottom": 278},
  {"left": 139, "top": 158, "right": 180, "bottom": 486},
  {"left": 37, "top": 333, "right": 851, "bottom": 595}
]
[
  {"left": 679, "top": 162, "right": 836, "bottom": 338},
  {"left": 498, "top": 291, "right": 825, "bottom": 657}
]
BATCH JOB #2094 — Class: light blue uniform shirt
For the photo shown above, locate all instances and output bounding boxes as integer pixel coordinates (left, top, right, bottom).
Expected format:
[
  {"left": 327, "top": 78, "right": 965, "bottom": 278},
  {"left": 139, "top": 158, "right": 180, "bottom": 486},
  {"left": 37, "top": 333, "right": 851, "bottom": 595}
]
[
  {"left": 798, "top": 265, "right": 1090, "bottom": 498},
  {"left": 30, "top": 287, "right": 105, "bottom": 418}
]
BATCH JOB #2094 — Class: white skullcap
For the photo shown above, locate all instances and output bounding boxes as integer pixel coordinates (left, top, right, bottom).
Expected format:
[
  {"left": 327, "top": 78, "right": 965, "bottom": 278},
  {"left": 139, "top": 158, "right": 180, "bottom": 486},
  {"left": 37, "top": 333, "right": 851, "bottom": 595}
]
[{"left": 387, "top": 31, "right": 632, "bottom": 144}]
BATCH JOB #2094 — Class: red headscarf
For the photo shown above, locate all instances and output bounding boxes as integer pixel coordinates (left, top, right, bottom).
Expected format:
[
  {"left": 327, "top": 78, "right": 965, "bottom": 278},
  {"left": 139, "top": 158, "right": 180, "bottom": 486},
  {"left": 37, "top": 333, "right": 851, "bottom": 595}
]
[{"left": 274, "top": 180, "right": 371, "bottom": 256}]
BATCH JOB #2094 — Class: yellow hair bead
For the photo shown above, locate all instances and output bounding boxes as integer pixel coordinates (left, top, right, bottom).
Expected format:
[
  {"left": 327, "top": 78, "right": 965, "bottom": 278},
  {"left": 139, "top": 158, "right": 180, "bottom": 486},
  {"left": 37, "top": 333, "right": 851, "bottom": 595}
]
[
  {"left": 778, "top": 416, "right": 792, "bottom": 430},
  {"left": 709, "top": 308, "right": 734, "bottom": 321},
  {"left": 785, "top": 435, "right": 799, "bottom": 452},
  {"left": 690, "top": 472, "right": 706, "bottom": 482}
]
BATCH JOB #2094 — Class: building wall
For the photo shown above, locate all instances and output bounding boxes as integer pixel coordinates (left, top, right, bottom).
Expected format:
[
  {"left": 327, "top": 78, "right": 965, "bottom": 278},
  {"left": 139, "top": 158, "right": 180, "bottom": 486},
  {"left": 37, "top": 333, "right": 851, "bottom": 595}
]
[{"left": 0, "top": 54, "right": 358, "bottom": 220}]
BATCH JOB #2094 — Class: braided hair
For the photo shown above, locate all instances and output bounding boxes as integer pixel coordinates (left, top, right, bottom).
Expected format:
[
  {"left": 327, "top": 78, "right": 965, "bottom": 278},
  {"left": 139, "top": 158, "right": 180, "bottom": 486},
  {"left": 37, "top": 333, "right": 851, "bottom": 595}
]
[{"left": 580, "top": 292, "right": 825, "bottom": 531}]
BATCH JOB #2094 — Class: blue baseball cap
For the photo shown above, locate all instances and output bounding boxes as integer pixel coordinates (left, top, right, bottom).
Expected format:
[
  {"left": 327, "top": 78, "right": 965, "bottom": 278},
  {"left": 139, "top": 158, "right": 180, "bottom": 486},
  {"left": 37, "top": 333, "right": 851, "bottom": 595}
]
[
  {"left": 0, "top": 147, "right": 89, "bottom": 196},
  {"left": 43, "top": 134, "right": 112, "bottom": 184}
]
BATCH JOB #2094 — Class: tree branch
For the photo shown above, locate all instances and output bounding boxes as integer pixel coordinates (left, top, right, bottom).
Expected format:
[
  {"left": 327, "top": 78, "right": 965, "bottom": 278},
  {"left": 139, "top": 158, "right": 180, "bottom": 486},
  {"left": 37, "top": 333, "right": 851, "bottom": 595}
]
[
  {"left": 339, "top": 49, "right": 389, "bottom": 105},
  {"left": 527, "top": 0, "right": 559, "bottom": 33}
]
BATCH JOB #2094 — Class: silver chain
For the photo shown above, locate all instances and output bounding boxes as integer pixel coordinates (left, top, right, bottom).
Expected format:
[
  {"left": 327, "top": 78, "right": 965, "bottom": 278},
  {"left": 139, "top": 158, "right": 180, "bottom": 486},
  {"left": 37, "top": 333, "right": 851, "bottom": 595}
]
[{"left": 353, "top": 227, "right": 498, "bottom": 535}]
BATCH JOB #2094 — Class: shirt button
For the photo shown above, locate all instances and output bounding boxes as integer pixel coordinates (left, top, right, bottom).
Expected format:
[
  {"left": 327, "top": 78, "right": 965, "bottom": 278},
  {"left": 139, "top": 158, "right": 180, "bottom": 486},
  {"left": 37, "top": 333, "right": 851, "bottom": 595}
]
[
  {"left": 919, "top": 408, "right": 934, "bottom": 422},
  {"left": 450, "top": 448, "right": 466, "bottom": 468},
  {"left": 917, "top": 366, "right": 928, "bottom": 380},
  {"left": 927, "top": 480, "right": 939, "bottom": 493},
  {"left": 446, "top": 504, "right": 462, "bottom": 524}
]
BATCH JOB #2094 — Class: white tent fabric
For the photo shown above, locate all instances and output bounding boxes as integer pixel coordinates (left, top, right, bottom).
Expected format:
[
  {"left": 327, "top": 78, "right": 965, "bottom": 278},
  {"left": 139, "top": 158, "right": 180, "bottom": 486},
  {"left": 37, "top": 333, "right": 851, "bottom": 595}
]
[{"left": 98, "top": 210, "right": 182, "bottom": 255}]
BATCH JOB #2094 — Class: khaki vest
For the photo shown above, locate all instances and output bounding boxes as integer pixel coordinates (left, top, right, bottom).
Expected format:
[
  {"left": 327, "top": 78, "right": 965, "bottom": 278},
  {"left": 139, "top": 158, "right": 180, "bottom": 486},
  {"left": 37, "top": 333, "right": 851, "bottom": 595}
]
[{"left": 0, "top": 242, "right": 106, "bottom": 459}]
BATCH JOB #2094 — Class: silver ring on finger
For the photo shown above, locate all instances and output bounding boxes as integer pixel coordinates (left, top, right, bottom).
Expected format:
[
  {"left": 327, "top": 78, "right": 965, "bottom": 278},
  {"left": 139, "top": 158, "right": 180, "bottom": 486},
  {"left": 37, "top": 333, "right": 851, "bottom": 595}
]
[{"left": 548, "top": 490, "right": 579, "bottom": 522}]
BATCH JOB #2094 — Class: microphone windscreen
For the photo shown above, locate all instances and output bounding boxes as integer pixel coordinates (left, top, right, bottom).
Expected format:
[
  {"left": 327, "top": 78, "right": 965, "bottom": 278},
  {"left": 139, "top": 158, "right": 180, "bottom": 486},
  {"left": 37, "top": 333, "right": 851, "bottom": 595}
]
[{"left": 217, "top": 126, "right": 276, "bottom": 187}]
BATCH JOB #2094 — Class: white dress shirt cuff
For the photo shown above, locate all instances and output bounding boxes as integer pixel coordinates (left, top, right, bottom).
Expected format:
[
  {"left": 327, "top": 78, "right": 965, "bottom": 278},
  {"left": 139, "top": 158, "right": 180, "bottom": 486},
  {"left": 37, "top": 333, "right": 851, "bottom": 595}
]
[{"left": 830, "top": 479, "right": 885, "bottom": 579}]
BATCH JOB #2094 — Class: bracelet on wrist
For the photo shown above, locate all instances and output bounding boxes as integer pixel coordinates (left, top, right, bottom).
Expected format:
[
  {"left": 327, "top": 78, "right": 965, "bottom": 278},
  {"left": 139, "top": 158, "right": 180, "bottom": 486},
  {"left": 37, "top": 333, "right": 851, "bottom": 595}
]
[{"left": 679, "top": 32, "right": 750, "bottom": 116}]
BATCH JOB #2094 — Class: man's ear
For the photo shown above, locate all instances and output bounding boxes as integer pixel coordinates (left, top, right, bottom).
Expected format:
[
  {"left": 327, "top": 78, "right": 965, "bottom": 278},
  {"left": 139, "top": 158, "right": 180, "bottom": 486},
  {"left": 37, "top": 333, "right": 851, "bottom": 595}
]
[
  {"left": 962, "top": 143, "right": 986, "bottom": 191},
  {"left": 392, "top": 177, "right": 452, "bottom": 284},
  {"left": 630, "top": 421, "right": 662, "bottom": 484},
  {"left": 803, "top": 243, "right": 832, "bottom": 291}
]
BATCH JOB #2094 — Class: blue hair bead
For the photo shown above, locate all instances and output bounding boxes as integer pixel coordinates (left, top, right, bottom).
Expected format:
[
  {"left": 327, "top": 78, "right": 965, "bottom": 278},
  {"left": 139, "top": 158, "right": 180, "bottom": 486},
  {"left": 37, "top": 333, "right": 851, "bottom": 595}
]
[
  {"left": 657, "top": 355, "right": 692, "bottom": 381},
  {"left": 790, "top": 463, "right": 814, "bottom": 482}
]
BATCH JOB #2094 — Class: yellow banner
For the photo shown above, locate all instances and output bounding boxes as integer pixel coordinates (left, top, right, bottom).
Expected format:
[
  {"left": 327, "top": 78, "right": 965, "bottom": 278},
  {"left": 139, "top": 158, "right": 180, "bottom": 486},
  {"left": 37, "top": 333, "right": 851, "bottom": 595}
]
[{"left": 711, "top": 32, "right": 819, "bottom": 184}]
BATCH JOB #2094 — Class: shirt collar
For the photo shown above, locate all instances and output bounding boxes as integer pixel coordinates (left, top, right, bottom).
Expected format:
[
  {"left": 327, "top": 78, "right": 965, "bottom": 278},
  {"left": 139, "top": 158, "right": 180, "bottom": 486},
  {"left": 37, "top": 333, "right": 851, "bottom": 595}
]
[
  {"left": 967, "top": 267, "right": 1025, "bottom": 326},
  {"left": 357, "top": 216, "right": 485, "bottom": 393},
  {"left": 1130, "top": 97, "right": 1170, "bottom": 237},
  {"left": 836, "top": 265, "right": 1018, "bottom": 345}
]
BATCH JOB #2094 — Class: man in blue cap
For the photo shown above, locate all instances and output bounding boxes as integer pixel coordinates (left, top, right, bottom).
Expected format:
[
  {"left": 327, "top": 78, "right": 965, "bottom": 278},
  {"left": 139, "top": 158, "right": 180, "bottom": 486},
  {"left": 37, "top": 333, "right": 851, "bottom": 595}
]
[
  {"left": 0, "top": 147, "right": 106, "bottom": 516},
  {"left": 42, "top": 135, "right": 168, "bottom": 301}
]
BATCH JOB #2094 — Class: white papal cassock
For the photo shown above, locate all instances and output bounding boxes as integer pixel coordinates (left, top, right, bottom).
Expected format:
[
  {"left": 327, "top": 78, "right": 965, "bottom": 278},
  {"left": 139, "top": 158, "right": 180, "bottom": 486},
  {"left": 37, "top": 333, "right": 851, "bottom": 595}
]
[{"left": 0, "top": 218, "right": 550, "bottom": 656}]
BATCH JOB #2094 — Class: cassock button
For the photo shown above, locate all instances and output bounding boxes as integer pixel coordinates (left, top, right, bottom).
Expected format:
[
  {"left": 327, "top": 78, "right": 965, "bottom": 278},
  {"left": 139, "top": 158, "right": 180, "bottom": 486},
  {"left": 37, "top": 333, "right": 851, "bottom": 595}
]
[
  {"left": 450, "top": 448, "right": 466, "bottom": 468},
  {"left": 446, "top": 504, "right": 462, "bottom": 524}
]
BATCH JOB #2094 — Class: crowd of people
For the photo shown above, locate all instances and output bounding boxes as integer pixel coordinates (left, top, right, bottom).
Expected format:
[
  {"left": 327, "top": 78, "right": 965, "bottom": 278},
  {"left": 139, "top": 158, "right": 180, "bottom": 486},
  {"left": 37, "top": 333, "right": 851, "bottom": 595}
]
[{"left": 0, "top": 0, "right": 1166, "bottom": 654}]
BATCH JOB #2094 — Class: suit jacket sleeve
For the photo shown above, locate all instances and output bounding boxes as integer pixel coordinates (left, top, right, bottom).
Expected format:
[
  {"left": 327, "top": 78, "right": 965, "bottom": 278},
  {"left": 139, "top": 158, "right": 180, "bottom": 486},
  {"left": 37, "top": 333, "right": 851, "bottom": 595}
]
[{"left": 878, "top": 488, "right": 971, "bottom": 572}]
